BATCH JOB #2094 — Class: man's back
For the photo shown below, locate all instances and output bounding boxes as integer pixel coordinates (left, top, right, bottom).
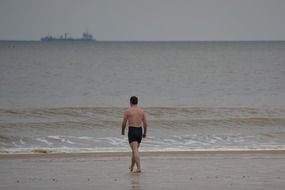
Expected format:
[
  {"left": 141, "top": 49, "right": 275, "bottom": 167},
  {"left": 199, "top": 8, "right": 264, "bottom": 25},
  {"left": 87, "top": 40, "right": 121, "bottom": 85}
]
[{"left": 126, "top": 106, "right": 145, "bottom": 127}]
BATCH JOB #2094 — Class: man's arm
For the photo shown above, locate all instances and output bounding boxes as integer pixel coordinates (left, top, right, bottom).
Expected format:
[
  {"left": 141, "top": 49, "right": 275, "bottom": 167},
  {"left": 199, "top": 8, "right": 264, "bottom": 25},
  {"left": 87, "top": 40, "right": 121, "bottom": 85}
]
[
  {"left": 142, "top": 112, "right": 147, "bottom": 138},
  {"left": 121, "top": 111, "right": 128, "bottom": 135}
]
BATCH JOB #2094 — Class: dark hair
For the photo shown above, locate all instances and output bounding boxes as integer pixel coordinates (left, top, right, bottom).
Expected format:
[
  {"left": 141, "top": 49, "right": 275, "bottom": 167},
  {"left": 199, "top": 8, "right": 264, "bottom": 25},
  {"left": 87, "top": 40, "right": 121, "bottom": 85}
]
[{"left": 130, "top": 96, "right": 138, "bottom": 105}]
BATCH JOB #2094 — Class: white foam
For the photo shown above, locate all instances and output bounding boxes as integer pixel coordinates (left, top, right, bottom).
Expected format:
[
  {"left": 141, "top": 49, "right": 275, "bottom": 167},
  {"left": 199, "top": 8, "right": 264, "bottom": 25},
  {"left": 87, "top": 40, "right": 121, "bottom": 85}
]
[
  {"left": 36, "top": 138, "right": 53, "bottom": 146},
  {"left": 48, "top": 136, "right": 62, "bottom": 140},
  {"left": 19, "top": 139, "right": 26, "bottom": 145},
  {"left": 77, "top": 136, "right": 93, "bottom": 140},
  {"left": 66, "top": 139, "right": 75, "bottom": 145}
]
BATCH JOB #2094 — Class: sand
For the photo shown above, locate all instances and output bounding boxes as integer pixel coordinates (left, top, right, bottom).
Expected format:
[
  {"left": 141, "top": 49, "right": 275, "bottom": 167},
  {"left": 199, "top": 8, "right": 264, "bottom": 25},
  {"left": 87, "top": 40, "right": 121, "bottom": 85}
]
[{"left": 0, "top": 151, "right": 285, "bottom": 190}]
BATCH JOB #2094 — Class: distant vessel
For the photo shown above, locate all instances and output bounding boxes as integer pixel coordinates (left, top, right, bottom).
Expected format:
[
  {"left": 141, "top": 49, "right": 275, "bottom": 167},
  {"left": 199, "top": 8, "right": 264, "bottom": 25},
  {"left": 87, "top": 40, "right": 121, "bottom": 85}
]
[{"left": 41, "top": 32, "right": 96, "bottom": 41}]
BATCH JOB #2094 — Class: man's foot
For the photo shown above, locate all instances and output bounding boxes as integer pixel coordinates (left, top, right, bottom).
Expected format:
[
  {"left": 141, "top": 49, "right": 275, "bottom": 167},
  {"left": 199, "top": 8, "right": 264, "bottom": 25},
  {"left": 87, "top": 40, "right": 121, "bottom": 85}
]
[
  {"left": 129, "top": 166, "right": 133, "bottom": 172},
  {"left": 133, "top": 169, "right": 141, "bottom": 173}
]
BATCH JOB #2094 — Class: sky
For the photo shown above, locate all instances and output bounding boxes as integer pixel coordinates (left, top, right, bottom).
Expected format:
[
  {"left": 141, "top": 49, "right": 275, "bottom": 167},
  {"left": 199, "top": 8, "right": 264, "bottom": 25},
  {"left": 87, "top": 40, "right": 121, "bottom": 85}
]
[{"left": 0, "top": 0, "right": 285, "bottom": 41}]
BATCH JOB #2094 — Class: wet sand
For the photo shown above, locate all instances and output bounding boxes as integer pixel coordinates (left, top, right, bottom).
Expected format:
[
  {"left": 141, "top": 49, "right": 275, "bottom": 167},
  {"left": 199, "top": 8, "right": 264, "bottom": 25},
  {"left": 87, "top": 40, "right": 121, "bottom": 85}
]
[{"left": 0, "top": 151, "right": 285, "bottom": 190}]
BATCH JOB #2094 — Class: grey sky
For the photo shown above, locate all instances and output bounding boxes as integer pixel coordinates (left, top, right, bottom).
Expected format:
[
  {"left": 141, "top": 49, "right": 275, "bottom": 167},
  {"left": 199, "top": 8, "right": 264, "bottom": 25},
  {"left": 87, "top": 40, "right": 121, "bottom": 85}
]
[{"left": 0, "top": 0, "right": 285, "bottom": 41}]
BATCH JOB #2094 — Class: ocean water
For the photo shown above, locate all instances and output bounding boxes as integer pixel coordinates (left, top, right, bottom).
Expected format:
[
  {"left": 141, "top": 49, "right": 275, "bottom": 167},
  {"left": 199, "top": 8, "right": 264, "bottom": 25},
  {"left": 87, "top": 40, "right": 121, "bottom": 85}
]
[{"left": 0, "top": 41, "right": 285, "bottom": 154}]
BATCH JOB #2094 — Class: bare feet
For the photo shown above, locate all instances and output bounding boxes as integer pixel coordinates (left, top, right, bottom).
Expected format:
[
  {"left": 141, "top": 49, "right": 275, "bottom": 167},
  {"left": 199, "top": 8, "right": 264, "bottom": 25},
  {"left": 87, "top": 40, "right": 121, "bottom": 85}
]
[{"left": 129, "top": 167, "right": 141, "bottom": 173}]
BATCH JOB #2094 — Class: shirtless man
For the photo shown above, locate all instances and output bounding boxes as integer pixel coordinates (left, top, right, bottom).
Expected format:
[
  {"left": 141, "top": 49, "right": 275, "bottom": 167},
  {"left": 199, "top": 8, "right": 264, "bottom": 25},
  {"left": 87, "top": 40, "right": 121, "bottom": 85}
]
[{"left": 121, "top": 96, "right": 147, "bottom": 173}]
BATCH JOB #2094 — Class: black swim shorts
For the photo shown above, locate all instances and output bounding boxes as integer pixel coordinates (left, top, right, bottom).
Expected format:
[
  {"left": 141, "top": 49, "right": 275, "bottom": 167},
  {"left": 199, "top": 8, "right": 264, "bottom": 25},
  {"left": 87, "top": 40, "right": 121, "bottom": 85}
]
[{"left": 128, "top": 126, "right": 143, "bottom": 144}]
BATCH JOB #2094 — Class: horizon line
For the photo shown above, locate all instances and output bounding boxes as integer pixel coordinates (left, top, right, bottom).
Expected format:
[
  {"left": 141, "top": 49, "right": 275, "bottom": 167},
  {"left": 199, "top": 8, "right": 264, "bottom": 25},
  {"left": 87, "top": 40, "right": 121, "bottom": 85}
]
[{"left": 1, "top": 39, "right": 285, "bottom": 43}]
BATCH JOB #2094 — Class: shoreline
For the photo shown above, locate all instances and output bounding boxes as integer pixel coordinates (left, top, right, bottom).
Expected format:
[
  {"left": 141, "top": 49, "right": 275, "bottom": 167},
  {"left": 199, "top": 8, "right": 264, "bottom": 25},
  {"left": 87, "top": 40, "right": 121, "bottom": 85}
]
[{"left": 1, "top": 149, "right": 285, "bottom": 160}]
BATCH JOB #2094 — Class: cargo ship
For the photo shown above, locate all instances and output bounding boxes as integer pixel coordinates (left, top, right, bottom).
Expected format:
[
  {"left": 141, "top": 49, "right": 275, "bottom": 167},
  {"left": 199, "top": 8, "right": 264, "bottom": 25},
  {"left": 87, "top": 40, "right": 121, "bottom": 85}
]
[{"left": 41, "top": 32, "right": 95, "bottom": 41}]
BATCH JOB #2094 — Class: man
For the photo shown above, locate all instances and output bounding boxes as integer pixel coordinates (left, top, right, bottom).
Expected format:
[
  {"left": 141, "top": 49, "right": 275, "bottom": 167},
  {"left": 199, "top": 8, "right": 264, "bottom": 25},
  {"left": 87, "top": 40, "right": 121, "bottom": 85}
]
[{"left": 121, "top": 96, "right": 147, "bottom": 173}]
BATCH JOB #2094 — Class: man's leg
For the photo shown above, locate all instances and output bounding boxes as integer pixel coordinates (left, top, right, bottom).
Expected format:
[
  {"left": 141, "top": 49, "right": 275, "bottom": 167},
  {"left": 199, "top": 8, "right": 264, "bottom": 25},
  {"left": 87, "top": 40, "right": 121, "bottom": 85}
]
[
  {"left": 130, "top": 141, "right": 141, "bottom": 172},
  {"left": 130, "top": 153, "right": 135, "bottom": 172}
]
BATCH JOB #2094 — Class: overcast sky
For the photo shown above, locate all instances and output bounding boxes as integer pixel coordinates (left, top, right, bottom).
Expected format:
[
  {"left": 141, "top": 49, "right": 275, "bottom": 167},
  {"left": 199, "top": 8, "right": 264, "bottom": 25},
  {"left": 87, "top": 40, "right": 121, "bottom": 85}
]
[{"left": 1, "top": 0, "right": 285, "bottom": 41}]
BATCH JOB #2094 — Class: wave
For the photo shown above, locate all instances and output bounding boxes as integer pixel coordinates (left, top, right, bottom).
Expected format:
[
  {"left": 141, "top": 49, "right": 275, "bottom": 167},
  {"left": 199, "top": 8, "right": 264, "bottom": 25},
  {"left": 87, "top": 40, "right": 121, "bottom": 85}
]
[
  {"left": 1, "top": 106, "right": 284, "bottom": 117},
  {"left": 1, "top": 134, "right": 285, "bottom": 155},
  {"left": 1, "top": 107, "right": 285, "bottom": 126},
  {"left": 1, "top": 106, "right": 285, "bottom": 155}
]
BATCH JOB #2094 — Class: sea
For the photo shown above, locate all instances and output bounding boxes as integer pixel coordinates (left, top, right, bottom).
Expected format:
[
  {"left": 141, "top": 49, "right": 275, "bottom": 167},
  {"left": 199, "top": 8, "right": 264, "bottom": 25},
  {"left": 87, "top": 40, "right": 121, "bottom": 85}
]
[{"left": 0, "top": 41, "right": 285, "bottom": 154}]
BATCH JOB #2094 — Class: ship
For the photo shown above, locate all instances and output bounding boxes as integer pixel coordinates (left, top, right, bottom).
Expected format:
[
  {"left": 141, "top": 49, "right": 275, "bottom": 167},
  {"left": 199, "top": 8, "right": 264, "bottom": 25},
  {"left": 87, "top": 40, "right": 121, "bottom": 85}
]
[{"left": 41, "top": 32, "right": 96, "bottom": 41}]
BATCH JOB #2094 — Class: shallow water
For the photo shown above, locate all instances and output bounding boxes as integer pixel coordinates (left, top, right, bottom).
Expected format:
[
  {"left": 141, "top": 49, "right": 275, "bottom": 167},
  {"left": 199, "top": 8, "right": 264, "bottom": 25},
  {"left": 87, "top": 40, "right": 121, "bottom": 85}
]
[{"left": 1, "top": 107, "right": 285, "bottom": 153}]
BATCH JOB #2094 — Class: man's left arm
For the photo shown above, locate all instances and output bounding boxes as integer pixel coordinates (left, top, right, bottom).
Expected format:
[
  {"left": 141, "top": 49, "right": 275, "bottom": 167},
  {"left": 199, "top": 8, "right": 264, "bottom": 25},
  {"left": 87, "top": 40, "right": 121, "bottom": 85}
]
[{"left": 142, "top": 112, "right": 147, "bottom": 138}]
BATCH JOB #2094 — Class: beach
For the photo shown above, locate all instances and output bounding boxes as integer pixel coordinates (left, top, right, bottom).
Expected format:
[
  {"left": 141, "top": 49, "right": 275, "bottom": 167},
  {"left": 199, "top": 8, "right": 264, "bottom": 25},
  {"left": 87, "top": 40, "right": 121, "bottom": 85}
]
[{"left": 1, "top": 151, "right": 285, "bottom": 190}]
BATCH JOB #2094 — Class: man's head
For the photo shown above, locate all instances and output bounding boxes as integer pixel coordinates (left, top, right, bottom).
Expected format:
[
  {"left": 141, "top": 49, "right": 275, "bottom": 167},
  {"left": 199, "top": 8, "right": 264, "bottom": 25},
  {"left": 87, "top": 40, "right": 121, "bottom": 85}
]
[{"left": 130, "top": 96, "right": 138, "bottom": 105}]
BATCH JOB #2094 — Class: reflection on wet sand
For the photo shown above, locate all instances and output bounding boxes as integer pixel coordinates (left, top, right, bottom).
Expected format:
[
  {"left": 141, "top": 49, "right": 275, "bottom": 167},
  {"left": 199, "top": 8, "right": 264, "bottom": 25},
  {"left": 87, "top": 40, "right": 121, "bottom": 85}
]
[{"left": 129, "top": 172, "right": 141, "bottom": 190}]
